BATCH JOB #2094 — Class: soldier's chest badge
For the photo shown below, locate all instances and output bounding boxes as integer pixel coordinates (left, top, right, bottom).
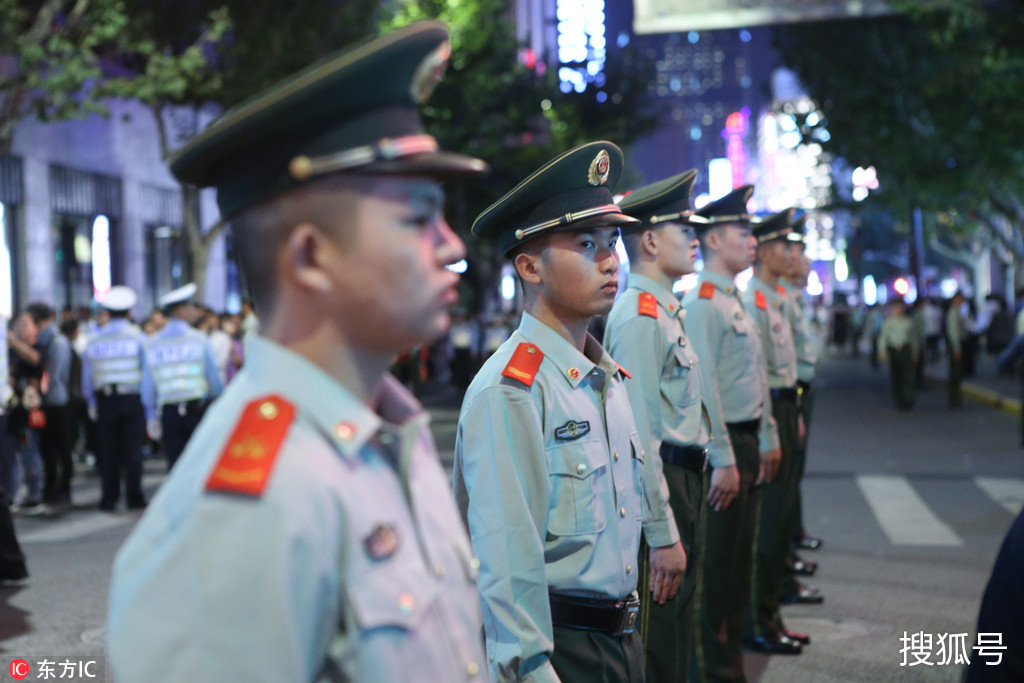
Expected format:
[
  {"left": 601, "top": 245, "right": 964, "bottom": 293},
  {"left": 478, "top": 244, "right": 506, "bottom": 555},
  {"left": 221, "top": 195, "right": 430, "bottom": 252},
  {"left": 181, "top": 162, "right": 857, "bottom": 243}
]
[
  {"left": 364, "top": 523, "right": 400, "bottom": 561},
  {"left": 555, "top": 420, "right": 591, "bottom": 441}
]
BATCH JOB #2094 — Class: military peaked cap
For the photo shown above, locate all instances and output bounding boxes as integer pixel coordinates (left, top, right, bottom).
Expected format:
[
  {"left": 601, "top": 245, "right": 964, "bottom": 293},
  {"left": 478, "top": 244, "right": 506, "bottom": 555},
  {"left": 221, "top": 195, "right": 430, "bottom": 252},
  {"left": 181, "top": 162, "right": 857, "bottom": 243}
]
[
  {"left": 169, "top": 21, "right": 488, "bottom": 218},
  {"left": 753, "top": 208, "right": 801, "bottom": 244},
  {"left": 617, "top": 169, "right": 698, "bottom": 226},
  {"left": 472, "top": 141, "right": 639, "bottom": 256},
  {"left": 686, "top": 184, "right": 755, "bottom": 229}
]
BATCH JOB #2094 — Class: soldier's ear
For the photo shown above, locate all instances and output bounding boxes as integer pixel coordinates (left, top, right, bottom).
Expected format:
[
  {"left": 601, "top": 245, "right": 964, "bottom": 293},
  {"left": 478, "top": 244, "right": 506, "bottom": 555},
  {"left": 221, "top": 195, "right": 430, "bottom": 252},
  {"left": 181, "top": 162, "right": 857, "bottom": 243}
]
[
  {"left": 284, "top": 223, "right": 334, "bottom": 294},
  {"left": 641, "top": 228, "right": 659, "bottom": 256},
  {"left": 513, "top": 251, "right": 543, "bottom": 286}
]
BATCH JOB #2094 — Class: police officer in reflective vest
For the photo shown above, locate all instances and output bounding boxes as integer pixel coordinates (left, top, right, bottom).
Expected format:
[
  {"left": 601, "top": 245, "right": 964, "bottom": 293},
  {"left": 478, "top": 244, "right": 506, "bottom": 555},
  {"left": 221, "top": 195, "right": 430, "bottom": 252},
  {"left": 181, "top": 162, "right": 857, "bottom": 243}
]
[
  {"left": 82, "top": 286, "right": 152, "bottom": 511},
  {"left": 143, "top": 283, "right": 222, "bottom": 469}
]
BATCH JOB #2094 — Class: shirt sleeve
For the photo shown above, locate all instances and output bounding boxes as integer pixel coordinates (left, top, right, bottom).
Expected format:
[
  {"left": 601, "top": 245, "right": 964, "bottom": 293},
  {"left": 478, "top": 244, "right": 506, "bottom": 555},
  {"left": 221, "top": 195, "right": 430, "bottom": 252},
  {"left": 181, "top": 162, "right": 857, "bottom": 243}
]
[
  {"left": 203, "top": 338, "right": 225, "bottom": 398},
  {"left": 604, "top": 315, "right": 679, "bottom": 548},
  {"left": 80, "top": 352, "right": 95, "bottom": 410},
  {"left": 107, "top": 494, "right": 334, "bottom": 682},
  {"left": 749, "top": 306, "right": 780, "bottom": 454},
  {"left": 683, "top": 300, "right": 736, "bottom": 469},
  {"left": 453, "top": 384, "right": 561, "bottom": 683},
  {"left": 141, "top": 343, "right": 158, "bottom": 420}
]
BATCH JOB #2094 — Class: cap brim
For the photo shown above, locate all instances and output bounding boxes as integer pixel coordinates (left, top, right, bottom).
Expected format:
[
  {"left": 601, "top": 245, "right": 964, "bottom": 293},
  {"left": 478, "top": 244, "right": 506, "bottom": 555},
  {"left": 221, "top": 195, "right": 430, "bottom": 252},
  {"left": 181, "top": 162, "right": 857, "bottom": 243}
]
[{"left": 361, "top": 150, "right": 489, "bottom": 180}]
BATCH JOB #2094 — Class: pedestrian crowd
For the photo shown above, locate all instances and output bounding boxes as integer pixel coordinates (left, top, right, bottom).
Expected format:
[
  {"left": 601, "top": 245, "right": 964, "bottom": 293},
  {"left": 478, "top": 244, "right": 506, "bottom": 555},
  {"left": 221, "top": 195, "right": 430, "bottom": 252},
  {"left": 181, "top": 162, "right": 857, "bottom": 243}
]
[
  {"left": 826, "top": 290, "right": 1020, "bottom": 414},
  {"left": 0, "top": 291, "right": 259, "bottom": 519}
]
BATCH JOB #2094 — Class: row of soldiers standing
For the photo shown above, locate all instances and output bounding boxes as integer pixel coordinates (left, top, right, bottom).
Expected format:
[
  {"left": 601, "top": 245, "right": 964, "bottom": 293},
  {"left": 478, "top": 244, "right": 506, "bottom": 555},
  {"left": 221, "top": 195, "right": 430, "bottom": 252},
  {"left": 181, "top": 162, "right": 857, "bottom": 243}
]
[
  {"left": 453, "top": 157, "right": 823, "bottom": 680},
  {"left": 81, "top": 283, "right": 222, "bottom": 511}
]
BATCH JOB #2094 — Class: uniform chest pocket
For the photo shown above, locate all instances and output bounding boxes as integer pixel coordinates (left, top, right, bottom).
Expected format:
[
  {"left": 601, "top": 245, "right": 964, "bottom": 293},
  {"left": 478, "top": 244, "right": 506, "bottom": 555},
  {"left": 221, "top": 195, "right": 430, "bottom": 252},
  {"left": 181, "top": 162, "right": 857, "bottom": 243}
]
[
  {"left": 730, "top": 319, "right": 750, "bottom": 337},
  {"left": 546, "top": 438, "right": 610, "bottom": 537},
  {"left": 347, "top": 562, "right": 439, "bottom": 632}
]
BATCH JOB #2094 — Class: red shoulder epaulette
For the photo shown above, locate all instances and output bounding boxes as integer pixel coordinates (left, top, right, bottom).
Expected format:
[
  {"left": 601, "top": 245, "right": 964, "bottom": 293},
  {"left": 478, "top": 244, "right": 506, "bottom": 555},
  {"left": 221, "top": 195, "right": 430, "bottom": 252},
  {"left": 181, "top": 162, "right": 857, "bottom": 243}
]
[
  {"left": 502, "top": 343, "right": 544, "bottom": 387},
  {"left": 699, "top": 282, "right": 715, "bottom": 299},
  {"left": 638, "top": 292, "right": 658, "bottom": 318},
  {"left": 776, "top": 285, "right": 787, "bottom": 296},
  {"left": 755, "top": 290, "right": 768, "bottom": 310},
  {"left": 206, "top": 395, "right": 295, "bottom": 497},
  {"left": 616, "top": 363, "right": 632, "bottom": 379}
]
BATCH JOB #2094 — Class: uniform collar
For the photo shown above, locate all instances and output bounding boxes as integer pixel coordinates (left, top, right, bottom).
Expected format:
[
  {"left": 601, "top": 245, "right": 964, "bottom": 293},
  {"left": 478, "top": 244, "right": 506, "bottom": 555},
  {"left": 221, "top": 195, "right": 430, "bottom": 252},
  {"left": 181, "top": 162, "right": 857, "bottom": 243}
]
[
  {"left": 161, "top": 319, "right": 192, "bottom": 336},
  {"left": 749, "top": 276, "right": 785, "bottom": 305},
  {"left": 102, "top": 319, "right": 132, "bottom": 333},
  {"left": 518, "top": 311, "right": 623, "bottom": 388},
  {"left": 627, "top": 272, "right": 681, "bottom": 316},
  {"left": 242, "top": 335, "right": 428, "bottom": 461},
  {"left": 698, "top": 269, "right": 741, "bottom": 297}
]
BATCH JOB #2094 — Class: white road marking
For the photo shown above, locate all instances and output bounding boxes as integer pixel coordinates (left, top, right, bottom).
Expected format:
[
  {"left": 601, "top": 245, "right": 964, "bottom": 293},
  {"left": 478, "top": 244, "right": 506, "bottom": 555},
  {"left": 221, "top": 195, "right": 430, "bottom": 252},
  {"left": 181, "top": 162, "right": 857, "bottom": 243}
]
[
  {"left": 974, "top": 477, "right": 1024, "bottom": 516},
  {"left": 19, "top": 512, "right": 132, "bottom": 544},
  {"left": 856, "top": 475, "right": 963, "bottom": 547}
]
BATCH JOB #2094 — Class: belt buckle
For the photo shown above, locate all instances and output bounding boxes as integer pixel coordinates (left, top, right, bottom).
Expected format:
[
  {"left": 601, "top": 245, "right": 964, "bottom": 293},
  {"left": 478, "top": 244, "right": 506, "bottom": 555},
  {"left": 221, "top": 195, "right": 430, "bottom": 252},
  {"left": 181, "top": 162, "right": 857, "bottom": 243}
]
[
  {"left": 615, "top": 596, "right": 640, "bottom": 636},
  {"left": 178, "top": 403, "right": 187, "bottom": 416}
]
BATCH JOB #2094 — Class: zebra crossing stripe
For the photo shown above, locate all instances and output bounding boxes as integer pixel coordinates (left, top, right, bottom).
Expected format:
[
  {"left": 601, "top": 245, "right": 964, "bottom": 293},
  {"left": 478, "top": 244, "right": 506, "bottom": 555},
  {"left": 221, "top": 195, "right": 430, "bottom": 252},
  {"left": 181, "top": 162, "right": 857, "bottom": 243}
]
[
  {"left": 19, "top": 512, "right": 130, "bottom": 544},
  {"left": 856, "top": 475, "right": 963, "bottom": 547},
  {"left": 974, "top": 477, "right": 1024, "bottom": 516}
]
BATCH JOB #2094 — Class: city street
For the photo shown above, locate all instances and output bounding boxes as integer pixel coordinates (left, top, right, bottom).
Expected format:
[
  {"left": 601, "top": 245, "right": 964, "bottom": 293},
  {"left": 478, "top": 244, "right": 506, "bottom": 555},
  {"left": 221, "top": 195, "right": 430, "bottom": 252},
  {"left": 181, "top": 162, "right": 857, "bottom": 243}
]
[{"left": 2, "top": 352, "right": 1022, "bottom": 682}]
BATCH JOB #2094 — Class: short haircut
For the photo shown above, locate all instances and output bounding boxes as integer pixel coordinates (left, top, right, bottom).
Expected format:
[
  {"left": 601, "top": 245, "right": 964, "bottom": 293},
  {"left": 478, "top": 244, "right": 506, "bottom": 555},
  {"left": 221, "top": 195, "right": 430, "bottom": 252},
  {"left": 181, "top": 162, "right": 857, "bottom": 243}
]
[
  {"left": 231, "top": 174, "right": 368, "bottom": 314},
  {"left": 26, "top": 302, "right": 53, "bottom": 324}
]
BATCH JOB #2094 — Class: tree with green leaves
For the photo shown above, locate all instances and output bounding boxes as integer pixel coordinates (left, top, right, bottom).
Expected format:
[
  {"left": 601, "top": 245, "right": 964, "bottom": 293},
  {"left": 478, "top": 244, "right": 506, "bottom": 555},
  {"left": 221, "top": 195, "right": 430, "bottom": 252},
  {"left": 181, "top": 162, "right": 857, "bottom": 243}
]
[
  {"left": 0, "top": 0, "right": 131, "bottom": 154},
  {"left": 774, "top": 0, "right": 1024, "bottom": 295},
  {"left": 387, "top": 0, "right": 660, "bottom": 311}
]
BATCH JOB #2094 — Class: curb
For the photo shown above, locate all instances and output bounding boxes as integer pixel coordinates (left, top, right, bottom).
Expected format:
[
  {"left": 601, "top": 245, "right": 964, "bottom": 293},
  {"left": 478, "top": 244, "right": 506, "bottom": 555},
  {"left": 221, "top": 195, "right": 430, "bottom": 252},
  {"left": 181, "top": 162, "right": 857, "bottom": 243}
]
[{"left": 924, "top": 374, "right": 1021, "bottom": 416}]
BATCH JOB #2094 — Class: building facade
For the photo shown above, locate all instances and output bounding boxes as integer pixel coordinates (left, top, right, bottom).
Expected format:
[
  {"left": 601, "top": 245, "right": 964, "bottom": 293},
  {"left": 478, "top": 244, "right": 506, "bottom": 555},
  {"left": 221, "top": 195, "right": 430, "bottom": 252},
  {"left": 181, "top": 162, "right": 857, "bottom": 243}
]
[{"left": 0, "top": 98, "right": 233, "bottom": 320}]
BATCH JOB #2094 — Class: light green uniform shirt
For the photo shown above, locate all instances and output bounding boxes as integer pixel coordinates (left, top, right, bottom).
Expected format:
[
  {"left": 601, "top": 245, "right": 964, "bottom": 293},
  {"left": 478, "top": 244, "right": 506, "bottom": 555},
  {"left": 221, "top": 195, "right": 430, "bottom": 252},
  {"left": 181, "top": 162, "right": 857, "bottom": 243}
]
[
  {"left": 109, "top": 335, "right": 486, "bottom": 682},
  {"left": 879, "top": 315, "right": 919, "bottom": 355},
  {"left": 682, "top": 270, "right": 774, "bottom": 466},
  {"left": 605, "top": 273, "right": 709, "bottom": 547},
  {"left": 780, "top": 279, "right": 819, "bottom": 383},
  {"left": 454, "top": 312, "right": 646, "bottom": 683},
  {"left": 947, "top": 305, "right": 967, "bottom": 352}
]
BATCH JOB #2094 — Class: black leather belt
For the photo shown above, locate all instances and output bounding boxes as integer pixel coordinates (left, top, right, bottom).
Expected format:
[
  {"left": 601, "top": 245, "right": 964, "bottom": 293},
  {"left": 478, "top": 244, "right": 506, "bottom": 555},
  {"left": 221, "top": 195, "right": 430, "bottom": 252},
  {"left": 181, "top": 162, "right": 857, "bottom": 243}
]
[
  {"left": 726, "top": 419, "right": 760, "bottom": 435},
  {"left": 770, "top": 387, "right": 799, "bottom": 403},
  {"left": 659, "top": 443, "right": 708, "bottom": 472},
  {"left": 549, "top": 593, "right": 640, "bottom": 636},
  {"left": 164, "top": 398, "right": 206, "bottom": 416},
  {"left": 100, "top": 384, "right": 139, "bottom": 397}
]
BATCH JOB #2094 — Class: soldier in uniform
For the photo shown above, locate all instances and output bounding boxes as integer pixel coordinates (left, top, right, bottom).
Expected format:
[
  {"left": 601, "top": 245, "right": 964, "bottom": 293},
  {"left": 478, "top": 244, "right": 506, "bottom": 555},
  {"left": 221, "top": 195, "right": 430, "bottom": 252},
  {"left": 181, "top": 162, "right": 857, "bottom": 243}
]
[
  {"left": 604, "top": 170, "right": 706, "bottom": 682},
  {"left": 454, "top": 141, "right": 648, "bottom": 682},
  {"left": 742, "top": 209, "right": 816, "bottom": 657},
  {"left": 107, "top": 22, "right": 489, "bottom": 681},
  {"left": 681, "top": 186, "right": 784, "bottom": 680},
  {"left": 81, "top": 286, "right": 152, "bottom": 511},
  {"left": 779, "top": 225, "right": 824, "bottom": 555},
  {"left": 143, "top": 282, "right": 223, "bottom": 469},
  {"left": 878, "top": 298, "right": 919, "bottom": 410}
]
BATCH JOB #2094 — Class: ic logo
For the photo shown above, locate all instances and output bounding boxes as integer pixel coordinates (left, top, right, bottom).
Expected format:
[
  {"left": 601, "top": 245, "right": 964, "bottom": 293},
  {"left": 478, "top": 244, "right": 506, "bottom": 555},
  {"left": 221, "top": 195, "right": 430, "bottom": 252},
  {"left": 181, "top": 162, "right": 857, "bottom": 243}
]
[{"left": 9, "top": 659, "right": 30, "bottom": 679}]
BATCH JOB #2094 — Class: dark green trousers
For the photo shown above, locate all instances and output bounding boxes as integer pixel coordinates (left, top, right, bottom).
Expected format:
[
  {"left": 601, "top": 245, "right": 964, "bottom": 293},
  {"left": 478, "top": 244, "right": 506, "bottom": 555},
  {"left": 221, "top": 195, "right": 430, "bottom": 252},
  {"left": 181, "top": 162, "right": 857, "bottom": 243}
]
[
  {"left": 551, "top": 626, "right": 644, "bottom": 683},
  {"left": 747, "top": 398, "right": 800, "bottom": 640},
  {"left": 888, "top": 346, "right": 916, "bottom": 409},
  {"left": 638, "top": 463, "right": 706, "bottom": 682},
  {"left": 789, "top": 380, "right": 814, "bottom": 544},
  {"left": 690, "top": 427, "right": 760, "bottom": 683}
]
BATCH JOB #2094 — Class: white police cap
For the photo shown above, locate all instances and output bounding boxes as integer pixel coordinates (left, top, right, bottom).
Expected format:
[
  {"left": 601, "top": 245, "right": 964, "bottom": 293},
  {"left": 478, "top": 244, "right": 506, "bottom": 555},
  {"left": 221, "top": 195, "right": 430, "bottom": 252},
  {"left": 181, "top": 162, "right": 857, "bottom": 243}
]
[
  {"left": 158, "top": 282, "right": 198, "bottom": 308},
  {"left": 99, "top": 286, "right": 137, "bottom": 312}
]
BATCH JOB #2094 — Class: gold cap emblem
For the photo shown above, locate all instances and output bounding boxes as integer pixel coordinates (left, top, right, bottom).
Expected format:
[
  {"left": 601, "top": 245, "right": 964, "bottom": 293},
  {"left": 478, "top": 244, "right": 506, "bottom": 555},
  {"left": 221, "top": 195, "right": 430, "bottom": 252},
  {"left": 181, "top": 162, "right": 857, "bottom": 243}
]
[
  {"left": 410, "top": 40, "right": 451, "bottom": 104},
  {"left": 588, "top": 149, "right": 611, "bottom": 186}
]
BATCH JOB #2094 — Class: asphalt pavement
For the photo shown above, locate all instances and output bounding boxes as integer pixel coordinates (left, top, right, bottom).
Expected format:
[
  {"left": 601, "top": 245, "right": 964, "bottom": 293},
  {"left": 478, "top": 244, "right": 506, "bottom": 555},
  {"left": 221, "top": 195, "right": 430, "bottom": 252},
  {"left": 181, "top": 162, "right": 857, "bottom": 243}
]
[{"left": 1, "top": 350, "right": 1022, "bottom": 682}]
